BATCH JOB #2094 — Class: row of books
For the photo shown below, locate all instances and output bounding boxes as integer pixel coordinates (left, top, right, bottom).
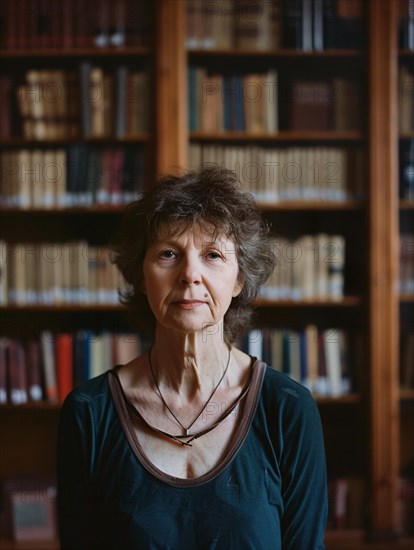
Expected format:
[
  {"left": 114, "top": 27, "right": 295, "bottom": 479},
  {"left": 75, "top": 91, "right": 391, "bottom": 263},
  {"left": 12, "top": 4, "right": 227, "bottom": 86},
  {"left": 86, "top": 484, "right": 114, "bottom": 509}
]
[
  {"left": 189, "top": 67, "right": 361, "bottom": 133},
  {"left": 398, "top": 64, "right": 414, "bottom": 134},
  {"left": 1, "top": 66, "right": 149, "bottom": 141},
  {"left": 0, "top": 233, "right": 347, "bottom": 306},
  {"left": 0, "top": 331, "right": 145, "bottom": 405},
  {"left": 0, "top": 242, "right": 127, "bottom": 306},
  {"left": 399, "top": 233, "right": 414, "bottom": 295},
  {"left": 259, "top": 235, "right": 346, "bottom": 301},
  {"left": 188, "top": 67, "right": 278, "bottom": 133},
  {"left": 399, "top": 0, "right": 414, "bottom": 50},
  {"left": 243, "top": 325, "right": 355, "bottom": 397},
  {"left": 1, "top": 0, "right": 152, "bottom": 50},
  {"left": 186, "top": 0, "right": 363, "bottom": 51},
  {"left": 189, "top": 144, "right": 365, "bottom": 202},
  {"left": 399, "top": 140, "right": 414, "bottom": 200},
  {"left": 0, "top": 147, "right": 145, "bottom": 208}
]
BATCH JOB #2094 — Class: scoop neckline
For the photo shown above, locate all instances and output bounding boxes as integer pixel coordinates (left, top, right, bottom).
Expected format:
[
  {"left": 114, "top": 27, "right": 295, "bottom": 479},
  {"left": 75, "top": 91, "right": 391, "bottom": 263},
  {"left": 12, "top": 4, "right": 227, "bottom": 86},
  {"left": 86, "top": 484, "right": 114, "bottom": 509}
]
[{"left": 108, "top": 358, "right": 266, "bottom": 488}]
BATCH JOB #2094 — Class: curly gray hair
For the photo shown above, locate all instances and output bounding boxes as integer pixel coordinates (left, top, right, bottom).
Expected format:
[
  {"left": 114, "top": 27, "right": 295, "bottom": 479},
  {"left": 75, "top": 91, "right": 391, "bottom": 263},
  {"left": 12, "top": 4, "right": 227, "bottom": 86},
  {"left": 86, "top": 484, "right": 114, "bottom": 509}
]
[{"left": 111, "top": 167, "right": 275, "bottom": 344}]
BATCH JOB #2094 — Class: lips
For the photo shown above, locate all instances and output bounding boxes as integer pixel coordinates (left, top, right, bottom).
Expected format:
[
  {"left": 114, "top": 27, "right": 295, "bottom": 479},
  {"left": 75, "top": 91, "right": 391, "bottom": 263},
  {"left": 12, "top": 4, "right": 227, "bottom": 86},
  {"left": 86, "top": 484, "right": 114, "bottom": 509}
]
[{"left": 171, "top": 299, "right": 206, "bottom": 309}]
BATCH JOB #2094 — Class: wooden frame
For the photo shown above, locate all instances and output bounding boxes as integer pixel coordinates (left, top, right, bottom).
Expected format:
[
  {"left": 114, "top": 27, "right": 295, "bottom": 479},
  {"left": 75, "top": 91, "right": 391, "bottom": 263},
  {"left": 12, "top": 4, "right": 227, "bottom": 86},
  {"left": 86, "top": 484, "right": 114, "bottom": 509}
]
[{"left": 368, "top": 0, "right": 400, "bottom": 538}]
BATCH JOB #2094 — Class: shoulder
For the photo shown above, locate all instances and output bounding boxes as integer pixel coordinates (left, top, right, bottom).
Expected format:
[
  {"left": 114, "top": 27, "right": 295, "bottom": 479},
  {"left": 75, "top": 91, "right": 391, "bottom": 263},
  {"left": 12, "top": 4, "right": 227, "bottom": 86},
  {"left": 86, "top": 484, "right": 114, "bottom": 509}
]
[
  {"left": 261, "top": 364, "right": 314, "bottom": 404},
  {"left": 258, "top": 364, "right": 320, "bottom": 426},
  {"left": 60, "top": 370, "right": 114, "bottom": 423}
]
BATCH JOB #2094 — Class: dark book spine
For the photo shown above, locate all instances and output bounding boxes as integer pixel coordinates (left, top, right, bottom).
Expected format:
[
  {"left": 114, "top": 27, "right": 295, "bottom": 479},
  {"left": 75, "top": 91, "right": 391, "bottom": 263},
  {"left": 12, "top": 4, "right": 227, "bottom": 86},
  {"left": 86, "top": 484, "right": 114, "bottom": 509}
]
[
  {"left": 400, "top": 139, "right": 414, "bottom": 200},
  {"left": 323, "top": 0, "right": 337, "bottom": 49},
  {"left": 282, "top": 0, "right": 303, "bottom": 49}
]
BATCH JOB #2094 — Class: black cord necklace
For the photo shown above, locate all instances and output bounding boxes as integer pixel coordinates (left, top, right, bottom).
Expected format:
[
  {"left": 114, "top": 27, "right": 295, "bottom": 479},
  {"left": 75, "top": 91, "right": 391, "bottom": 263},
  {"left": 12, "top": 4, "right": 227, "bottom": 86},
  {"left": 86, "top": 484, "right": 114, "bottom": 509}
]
[
  {"left": 115, "top": 355, "right": 254, "bottom": 447},
  {"left": 148, "top": 346, "right": 231, "bottom": 438}
]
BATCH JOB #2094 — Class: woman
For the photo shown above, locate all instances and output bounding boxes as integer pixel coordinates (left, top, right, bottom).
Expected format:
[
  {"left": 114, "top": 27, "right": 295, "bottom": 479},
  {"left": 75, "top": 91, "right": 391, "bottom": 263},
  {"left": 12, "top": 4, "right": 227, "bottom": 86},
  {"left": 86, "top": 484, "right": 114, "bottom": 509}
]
[{"left": 57, "top": 167, "right": 327, "bottom": 549}]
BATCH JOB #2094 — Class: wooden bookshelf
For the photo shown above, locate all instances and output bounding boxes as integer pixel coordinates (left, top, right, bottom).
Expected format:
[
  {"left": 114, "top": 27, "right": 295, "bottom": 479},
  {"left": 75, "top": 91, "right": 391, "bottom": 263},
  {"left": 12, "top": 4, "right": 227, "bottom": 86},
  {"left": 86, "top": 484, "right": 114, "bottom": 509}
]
[
  {"left": 189, "top": 130, "right": 363, "bottom": 141},
  {"left": 0, "top": 0, "right": 412, "bottom": 546},
  {"left": 0, "top": 46, "right": 152, "bottom": 59},
  {"left": 187, "top": 48, "right": 363, "bottom": 58}
]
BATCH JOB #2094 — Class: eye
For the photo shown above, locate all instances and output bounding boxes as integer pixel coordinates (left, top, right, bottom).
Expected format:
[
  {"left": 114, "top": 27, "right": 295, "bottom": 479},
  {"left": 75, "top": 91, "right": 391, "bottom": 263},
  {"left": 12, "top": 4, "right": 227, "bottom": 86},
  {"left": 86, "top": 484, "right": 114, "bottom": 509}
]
[
  {"left": 159, "top": 249, "right": 177, "bottom": 260},
  {"left": 205, "top": 250, "right": 222, "bottom": 260}
]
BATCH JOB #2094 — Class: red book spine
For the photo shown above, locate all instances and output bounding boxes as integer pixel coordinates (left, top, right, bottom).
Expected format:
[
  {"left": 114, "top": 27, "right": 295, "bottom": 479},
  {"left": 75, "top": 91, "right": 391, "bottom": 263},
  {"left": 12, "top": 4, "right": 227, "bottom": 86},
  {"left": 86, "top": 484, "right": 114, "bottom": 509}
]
[
  {"left": 26, "top": 0, "right": 40, "bottom": 48},
  {"left": 56, "top": 334, "right": 73, "bottom": 402},
  {"left": 74, "top": 0, "right": 93, "bottom": 48},
  {"left": 61, "top": 0, "right": 74, "bottom": 49},
  {"left": 49, "top": 1, "right": 63, "bottom": 48},
  {"left": 39, "top": 0, "right": 51, "bottom": 48},
  {"left": 16, "top": 0, "right": 27, "bottom": 49},
  {"left": 5, "top": 0, "right": 18, "bottom": 49}
]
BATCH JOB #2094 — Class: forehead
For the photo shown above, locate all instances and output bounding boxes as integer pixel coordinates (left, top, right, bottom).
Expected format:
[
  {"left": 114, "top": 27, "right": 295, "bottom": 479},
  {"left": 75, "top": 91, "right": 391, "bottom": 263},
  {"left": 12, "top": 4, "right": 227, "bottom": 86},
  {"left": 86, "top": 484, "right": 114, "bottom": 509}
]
[{"left": 149, "top": 222, "right": 237, "bottom": 251}]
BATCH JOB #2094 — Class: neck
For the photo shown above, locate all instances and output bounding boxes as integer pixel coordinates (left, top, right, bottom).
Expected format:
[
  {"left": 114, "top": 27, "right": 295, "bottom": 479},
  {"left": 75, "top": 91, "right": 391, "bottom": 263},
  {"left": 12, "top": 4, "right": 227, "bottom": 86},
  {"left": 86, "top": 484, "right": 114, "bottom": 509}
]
[{"left": 150, "top": 322, "right": 231, "bottom": 402}]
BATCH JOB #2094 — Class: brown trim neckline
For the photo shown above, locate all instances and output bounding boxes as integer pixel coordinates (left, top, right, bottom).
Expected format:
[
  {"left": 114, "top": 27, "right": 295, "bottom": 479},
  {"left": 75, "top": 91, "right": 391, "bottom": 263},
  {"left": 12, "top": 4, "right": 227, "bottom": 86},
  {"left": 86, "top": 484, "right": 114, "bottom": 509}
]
[{"left": 108, "top": 358, "right": 266, "bottom": 488}]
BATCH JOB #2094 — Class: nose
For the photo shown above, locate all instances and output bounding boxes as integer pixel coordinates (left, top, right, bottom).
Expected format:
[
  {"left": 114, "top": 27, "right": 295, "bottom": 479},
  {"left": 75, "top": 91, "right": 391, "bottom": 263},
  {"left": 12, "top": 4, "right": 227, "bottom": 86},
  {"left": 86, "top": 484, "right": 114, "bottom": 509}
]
[{"left": 179, "top": 254, "right": 201, "bottom": 286}]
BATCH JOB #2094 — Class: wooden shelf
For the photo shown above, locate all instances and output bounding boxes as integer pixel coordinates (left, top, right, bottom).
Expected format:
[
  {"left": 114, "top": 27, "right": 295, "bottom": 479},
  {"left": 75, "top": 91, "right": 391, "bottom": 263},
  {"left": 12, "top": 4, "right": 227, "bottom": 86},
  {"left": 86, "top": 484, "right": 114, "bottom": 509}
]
[
  {"left": 400, "top": 389, "right": 414, "bottom": 401},
  {"left": 0, "top": 539, "right": 58, "bottom": 550},
  {"left": 0, "top": 304, "right": 125, "bottom": 312},
  {"left": 316, "top": 394, "right": 362, "bottom": 405},
  {"left": 0, "top": 136, "right": 150, "bottom": 147},
  {"left": 0, "top": 205, "right": 127, "bottom": 215},
  {"left": 0, "top": 402, "right": 61, "bottom": 412},
  {"left": 257, "top": 200, "right": 364, "bottom": 211},
  {"left": 399, "top": 48, "right": 414, "bottom": 56},
  {"left": 188, "top": 48, "right": 363, "bottom": 58},
  {"left": 0, "top": 46, "right": 152, "bottom": 58},
  {"left": 190, "top": 131, "right": 363, "bottom": 142},
  {"left": 325, "top": 530, "right": 414, "bottom": 549},
  {"left": 399, "top": 200, "right": 414, "bottom": 210},
  {"left": 0, "top": 202, "right": 364, "bottom": 214},
  {"left": 254, "top": 296, "right": 362, "bottom": 307},
  {"left": 399, "top": 294, "right": 414, "bottom": 302}
]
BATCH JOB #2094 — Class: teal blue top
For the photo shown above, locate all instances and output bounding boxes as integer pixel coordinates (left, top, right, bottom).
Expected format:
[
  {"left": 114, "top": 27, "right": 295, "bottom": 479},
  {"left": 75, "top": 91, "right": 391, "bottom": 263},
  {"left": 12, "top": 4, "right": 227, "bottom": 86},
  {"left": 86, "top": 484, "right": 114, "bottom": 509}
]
[{"left": 57, "top": 360, "right": 327, "bottom": 549}]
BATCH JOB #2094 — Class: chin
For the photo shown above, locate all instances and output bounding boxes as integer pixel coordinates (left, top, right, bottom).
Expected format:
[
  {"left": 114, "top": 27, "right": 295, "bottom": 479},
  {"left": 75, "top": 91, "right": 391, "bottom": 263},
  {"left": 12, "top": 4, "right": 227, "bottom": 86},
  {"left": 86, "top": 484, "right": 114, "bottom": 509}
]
[{"left": 157, "top": 315, "right": 220, "bottom": 336}]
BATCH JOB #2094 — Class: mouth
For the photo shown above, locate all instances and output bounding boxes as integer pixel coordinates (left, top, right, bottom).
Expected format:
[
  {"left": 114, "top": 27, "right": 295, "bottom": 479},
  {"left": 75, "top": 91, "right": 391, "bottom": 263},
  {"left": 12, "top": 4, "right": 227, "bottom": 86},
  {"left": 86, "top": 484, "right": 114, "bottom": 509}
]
[{"left": 171, "top": 299, "right": 206, "bottom": 309}]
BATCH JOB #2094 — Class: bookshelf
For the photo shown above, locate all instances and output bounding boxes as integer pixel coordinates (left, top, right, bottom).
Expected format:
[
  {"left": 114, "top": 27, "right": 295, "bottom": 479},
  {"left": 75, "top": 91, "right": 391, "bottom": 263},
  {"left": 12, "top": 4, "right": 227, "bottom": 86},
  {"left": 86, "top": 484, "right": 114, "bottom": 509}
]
[
  {"left": 0, "top": 0, "right": 412, "bottom": 548},
  {"left": 399, "top": 0, "right": 414, "bottom": 542}
]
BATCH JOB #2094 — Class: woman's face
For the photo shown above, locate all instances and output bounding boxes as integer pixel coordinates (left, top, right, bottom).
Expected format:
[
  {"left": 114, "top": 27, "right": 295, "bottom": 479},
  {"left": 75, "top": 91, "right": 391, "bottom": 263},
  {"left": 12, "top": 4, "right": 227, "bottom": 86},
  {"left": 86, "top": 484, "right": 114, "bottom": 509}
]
[{"left": 142, "top": 225, "right": 243, "bottom": 335}]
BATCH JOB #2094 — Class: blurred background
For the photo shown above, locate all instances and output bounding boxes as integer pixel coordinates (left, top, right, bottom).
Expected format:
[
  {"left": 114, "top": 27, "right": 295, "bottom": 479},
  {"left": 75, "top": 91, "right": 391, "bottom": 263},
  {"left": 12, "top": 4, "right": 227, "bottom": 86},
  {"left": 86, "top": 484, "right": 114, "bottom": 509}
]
[{"left": 0, "top": 0, "right": 413, "bottom": 548}]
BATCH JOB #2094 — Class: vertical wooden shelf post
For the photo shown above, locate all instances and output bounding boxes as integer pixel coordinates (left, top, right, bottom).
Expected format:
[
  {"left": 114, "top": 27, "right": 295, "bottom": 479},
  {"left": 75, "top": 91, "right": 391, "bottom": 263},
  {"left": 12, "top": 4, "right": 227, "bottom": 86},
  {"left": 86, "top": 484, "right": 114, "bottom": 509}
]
[
  {"left": 368, "top": 0, "right": 400, "bottom": 538},
  {"left": 155, "top": 0, "right": 188, "bottom": 174}
]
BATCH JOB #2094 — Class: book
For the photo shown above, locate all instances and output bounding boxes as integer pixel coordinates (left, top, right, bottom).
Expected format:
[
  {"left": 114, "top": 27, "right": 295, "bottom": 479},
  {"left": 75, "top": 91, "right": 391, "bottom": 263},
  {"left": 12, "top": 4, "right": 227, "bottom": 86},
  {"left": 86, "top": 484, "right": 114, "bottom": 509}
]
[
  {"left": 323, "top": 329, "right": 343, "bottom": 397},
  {"left": 399, "top": 139, "right": 414, "bottom": 200},
  {"left": 3, "top": 475, "right": 57, "bottom": 541},
  {"left": 8, "top": 341, "right": 28, "bottom": 405},
  {"left": 289, "top": 79, "right": 333, "bottom": 130},
  {"left": 26, "top": 340, "right": 44, "bottom": 402},
  {"left": 56, "top": 334, "right": 73, "bottom": 402},
  {"left": 0, "top": 338, "right": 8, "bottom": 404},
  {"left": 282, "top": 0, "right": 304, "bottom": 49},
  {"left": 41, "top": 332, "right": 58, "bottom": 402}
]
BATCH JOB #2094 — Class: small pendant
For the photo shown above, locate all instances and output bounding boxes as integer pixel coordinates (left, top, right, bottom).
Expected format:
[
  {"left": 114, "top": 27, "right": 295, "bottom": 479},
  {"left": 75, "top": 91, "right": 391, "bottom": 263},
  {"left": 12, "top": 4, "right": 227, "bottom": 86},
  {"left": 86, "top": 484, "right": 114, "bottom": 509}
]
[{"left": 185, "top": 428, "right": 190, "bottom": 436}]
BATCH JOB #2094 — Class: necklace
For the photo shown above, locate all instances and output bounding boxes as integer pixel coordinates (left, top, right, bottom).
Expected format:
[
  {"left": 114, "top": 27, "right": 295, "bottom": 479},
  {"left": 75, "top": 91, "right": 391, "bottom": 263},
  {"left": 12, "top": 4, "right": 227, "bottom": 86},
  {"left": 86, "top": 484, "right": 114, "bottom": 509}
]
[
  {"left": 113, "top": 360, "right": 254, "bottom": 447},
  {"left": 148, "top": 346, "right": 231, "bottom": 438}
]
